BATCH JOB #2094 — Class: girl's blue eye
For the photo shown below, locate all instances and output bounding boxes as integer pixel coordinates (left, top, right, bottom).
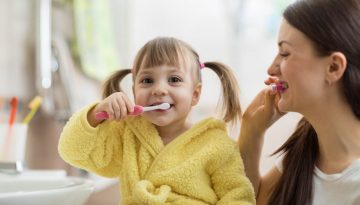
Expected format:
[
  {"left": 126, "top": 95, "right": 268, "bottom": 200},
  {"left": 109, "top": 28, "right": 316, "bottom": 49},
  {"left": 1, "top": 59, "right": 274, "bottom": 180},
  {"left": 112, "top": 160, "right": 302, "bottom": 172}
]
[
  {"left": 168, "top": 76, "right": 182, "bottom": 83},
  {"left": 141, "top": 78, "right": 153, "bottom": 84}
]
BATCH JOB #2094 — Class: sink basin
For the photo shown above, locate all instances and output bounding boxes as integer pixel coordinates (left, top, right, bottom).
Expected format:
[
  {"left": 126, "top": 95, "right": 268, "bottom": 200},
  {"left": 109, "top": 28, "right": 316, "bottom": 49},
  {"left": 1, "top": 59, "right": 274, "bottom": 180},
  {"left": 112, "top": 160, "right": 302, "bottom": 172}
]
[{"left": 0, "top": 175, "right": 94, "bottom": 205}]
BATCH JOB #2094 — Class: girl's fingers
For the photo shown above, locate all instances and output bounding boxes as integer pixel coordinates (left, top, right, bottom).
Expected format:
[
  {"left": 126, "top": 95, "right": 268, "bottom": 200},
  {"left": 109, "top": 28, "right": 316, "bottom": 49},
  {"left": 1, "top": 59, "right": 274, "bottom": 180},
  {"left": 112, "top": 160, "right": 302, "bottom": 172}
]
[
  {"left": 103, "top": 102, "right": 114, "bottom": 120},
  {"left": 96, "top": 92, "right": 135, "bottom": 121},
  {"left": 118, "top": 96, "right": 127, "bottom": 119},
  {"left": 122, "top": 94, "right": 135, "bottom": 113},
  {"left": 112, "top": 100, "right": 121, "bottom": 120}
]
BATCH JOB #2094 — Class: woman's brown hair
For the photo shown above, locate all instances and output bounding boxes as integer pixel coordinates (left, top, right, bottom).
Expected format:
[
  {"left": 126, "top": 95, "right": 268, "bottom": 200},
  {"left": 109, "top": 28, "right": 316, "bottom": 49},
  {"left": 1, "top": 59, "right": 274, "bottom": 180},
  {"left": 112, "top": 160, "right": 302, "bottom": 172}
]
[
  {"left": 269, "top": 0, "right": 360, "bottom": 204},
  {"left": 102, "top": 37, "right": 241, "bottom": 123}
]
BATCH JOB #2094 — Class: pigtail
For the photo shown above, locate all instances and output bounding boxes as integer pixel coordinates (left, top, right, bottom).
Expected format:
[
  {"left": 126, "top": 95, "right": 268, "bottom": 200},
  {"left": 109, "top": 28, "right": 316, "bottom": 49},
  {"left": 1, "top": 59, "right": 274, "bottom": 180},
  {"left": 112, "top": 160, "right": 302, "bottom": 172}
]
[
  {"left": 203, "top": 62, "right": 241, "bottom": 123},
  {"left": 102, "top": 69, "right": 132, "bottom": 98},
  {"left": 269, "top": 117, "right": 319, "bottom": 205}
]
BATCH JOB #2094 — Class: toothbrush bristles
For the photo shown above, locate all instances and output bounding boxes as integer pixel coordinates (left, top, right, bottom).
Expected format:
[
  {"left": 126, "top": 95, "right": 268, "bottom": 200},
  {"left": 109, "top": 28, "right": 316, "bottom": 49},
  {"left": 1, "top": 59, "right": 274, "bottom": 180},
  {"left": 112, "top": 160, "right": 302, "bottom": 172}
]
[
  {"left": 159, "top": 103, "right": 170, "bottom": 110},
  {"left": 270, "top": 82, "right": 289, "bottom": 92}
]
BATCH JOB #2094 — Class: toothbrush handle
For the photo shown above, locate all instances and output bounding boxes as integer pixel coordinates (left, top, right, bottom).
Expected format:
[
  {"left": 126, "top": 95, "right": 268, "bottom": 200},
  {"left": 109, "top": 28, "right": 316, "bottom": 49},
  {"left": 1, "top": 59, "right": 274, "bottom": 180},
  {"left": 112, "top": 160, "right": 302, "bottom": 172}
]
[
  {"left": 95, "top": 111, "right": 109, "bottom": 120},
  {"left": 9, "top": 97, "right": 18, "bottom": 125},
  {"left": 95, "top": 105, "right": 144, "bottom": 120},
  {"left": 270, "top": 83, "right": 287, "bottom": 92},
  {"left": 129, "top": 105, "right": 144, "bottom": 115}
]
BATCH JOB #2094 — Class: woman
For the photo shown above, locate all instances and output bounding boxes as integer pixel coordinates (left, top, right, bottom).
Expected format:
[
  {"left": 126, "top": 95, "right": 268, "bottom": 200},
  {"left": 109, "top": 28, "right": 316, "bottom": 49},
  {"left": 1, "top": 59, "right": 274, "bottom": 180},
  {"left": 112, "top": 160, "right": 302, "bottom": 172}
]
[{"left": 238, "top": 0, "right": 360, "bottom": 204}]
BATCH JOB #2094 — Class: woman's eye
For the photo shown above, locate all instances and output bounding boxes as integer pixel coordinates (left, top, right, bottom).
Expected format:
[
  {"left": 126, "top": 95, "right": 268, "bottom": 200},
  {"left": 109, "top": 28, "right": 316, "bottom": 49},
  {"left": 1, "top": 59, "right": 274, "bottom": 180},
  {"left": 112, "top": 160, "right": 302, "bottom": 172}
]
[
  {"left": 168, "top": 76, "right": 182, "bottom": 83},
  {"left": 279, "top": 53, "right": 290, "bottom": 58},
  {"left": 140, "top": 78, "right": 153, "bottom": 84}
]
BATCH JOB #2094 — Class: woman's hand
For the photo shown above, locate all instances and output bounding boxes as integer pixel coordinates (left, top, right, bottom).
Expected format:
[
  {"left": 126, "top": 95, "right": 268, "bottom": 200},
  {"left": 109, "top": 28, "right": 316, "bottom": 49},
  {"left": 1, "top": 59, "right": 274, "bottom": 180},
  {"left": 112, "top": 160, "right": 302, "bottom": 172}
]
[
  {"left": 241, "top": 77, "right": 286, "bottom": 136},
  {"left": 237, "top": 77, "right": 286, "bottom": 194},
  {"left": 88, "top": 92, "right": 135, "bottom": 127}
]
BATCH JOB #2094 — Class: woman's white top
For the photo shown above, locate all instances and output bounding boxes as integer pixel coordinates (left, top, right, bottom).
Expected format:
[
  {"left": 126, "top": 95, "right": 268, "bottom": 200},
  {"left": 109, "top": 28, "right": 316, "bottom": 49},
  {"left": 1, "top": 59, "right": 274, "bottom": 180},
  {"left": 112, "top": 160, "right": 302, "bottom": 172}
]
[{"left": 276, "top": 157, "right": 360, "bottom": 205}]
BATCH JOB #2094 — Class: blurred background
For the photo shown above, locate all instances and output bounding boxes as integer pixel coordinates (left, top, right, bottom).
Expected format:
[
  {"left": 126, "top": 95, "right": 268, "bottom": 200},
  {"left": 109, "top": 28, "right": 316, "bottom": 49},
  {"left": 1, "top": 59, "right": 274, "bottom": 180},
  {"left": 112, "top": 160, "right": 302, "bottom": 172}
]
[{"left": 0, "top": 0, "right": 300, "bottom": 204}]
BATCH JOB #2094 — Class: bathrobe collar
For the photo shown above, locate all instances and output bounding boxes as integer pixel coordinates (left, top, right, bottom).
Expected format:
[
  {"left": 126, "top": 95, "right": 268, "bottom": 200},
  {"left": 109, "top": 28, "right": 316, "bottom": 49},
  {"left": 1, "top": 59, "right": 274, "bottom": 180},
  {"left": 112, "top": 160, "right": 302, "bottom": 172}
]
[{"left": 125, "top": 116, "right": 227, "bottom": 158}]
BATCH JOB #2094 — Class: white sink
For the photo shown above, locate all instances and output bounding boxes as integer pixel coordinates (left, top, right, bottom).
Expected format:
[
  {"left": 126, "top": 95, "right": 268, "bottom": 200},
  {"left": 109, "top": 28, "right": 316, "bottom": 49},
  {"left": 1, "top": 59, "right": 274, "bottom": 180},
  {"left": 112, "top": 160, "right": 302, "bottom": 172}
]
[{"left": 0, "top": 171, "right": 94, "bottom": 205}]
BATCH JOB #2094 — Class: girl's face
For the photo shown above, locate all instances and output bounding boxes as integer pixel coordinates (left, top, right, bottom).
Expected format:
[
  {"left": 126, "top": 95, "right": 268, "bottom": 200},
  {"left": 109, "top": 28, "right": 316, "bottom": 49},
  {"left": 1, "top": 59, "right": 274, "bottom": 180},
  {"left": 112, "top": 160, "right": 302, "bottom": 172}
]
[
  {"left": 133, "top": 63, "right": 201, "bottom": 127},
  {"left": 267, "top": 20, "right": 330, "bottom": 114}
]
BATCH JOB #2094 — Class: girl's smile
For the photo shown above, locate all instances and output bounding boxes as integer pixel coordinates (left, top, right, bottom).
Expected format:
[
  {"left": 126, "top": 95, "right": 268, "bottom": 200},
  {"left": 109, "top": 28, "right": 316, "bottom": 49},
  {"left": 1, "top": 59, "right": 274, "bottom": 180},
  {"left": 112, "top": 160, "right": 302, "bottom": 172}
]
[{"left": 134, "top": 64, "right": 201, "bottom": 128}]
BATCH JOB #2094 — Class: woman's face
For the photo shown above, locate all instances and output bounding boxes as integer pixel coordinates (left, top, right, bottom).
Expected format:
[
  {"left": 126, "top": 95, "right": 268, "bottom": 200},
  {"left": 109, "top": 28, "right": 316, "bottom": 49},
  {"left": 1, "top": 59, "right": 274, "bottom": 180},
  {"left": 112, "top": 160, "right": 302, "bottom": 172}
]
[{"left": 267, "top": 20, "right": 330, "bottom": 114}]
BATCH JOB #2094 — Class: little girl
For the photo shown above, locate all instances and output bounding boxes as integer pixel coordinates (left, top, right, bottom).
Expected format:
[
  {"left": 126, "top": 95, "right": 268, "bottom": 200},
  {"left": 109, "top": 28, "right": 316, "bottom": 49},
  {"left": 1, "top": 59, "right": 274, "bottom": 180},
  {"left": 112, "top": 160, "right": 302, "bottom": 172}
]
[{"left": 58, "top": 37, "right": 255, "bottom": 205}]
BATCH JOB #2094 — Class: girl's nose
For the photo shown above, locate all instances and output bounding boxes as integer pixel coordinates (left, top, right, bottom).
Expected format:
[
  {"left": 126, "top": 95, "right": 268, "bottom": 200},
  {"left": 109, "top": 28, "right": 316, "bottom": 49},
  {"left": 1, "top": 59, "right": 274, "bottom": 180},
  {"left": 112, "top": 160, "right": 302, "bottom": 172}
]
[{"left": 152, "top": 82, "right": 168, "bottom": 96}]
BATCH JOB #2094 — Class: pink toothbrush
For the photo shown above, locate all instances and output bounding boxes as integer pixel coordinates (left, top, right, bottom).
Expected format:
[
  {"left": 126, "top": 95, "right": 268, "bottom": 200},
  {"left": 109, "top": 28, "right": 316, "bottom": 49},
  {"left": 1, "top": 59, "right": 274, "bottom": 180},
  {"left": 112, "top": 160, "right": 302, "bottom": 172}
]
[
  {"left": 95, "top": 103, "right": 171, "bottom": 120},
  {"left": 270, "top": 82, "right": 288, "bottom": 92}
]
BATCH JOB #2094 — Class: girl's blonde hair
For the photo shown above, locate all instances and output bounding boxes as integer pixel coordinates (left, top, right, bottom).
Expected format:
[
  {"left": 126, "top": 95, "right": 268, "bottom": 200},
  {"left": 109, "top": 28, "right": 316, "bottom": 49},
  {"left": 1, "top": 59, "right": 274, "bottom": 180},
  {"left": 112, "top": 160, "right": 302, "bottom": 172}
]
[{"left": 102, "top": 37, "right": 241, "bottom": 123}]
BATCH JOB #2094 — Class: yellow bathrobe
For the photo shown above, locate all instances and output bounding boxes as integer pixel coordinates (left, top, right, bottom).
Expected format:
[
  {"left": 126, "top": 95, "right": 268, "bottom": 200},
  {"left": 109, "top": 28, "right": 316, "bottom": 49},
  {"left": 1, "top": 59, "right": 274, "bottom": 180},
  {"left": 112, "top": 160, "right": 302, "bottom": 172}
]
[{"left": 58, "top": 104, "right": 255, "bottom": 205}]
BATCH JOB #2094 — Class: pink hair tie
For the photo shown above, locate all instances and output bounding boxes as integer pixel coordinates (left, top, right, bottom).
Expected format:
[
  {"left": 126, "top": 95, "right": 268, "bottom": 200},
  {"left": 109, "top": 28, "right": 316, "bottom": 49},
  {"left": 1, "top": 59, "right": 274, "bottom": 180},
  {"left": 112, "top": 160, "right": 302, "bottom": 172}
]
[{"left": 200, "top": 63, "right": 205, "bottom": 69}]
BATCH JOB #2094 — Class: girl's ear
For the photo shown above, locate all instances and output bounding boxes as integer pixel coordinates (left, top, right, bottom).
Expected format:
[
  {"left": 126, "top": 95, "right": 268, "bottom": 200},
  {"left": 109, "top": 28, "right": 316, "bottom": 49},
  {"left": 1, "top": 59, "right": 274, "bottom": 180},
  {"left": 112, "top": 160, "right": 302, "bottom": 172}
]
[
  {"left": 191, "top": 83, "right": 202, "bottom": 106},
  {"left": 325, "top": 52, "right": 347, "bottom": 84}
]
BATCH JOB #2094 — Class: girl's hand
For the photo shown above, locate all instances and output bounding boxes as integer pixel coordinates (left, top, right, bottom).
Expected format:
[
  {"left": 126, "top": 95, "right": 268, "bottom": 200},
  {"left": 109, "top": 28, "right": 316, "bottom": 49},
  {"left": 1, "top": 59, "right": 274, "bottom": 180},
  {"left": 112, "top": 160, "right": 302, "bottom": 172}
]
[
  {"left": 88, "top": 92, "right": 135, "bottom": 127},
  {"left": 95, "top": 92, "right": 135, "bottom": 120},
  {"left": 241, "top": 77, "right": 286, "bottom": 136}
]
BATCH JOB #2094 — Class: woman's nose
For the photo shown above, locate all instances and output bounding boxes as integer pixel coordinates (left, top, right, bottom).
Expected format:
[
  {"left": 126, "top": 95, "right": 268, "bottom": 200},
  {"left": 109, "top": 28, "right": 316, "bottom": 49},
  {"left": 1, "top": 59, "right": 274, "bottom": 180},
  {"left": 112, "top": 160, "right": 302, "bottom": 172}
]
[{"left": 267, "top": 56, "right": 281, "bottom": 76}]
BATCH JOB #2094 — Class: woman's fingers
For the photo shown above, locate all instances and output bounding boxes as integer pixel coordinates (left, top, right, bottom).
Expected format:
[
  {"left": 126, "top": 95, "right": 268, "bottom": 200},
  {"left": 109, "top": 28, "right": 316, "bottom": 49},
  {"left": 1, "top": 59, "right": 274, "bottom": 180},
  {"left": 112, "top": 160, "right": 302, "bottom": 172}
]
[
  {"left": 264, "top": 76, "right": 278, "bottom": 85},
  {"left": 244, "top": 89, "right": 266, "bottom": 116},
  {"left": 264, "top": 88, "right": 277, "bottom": 114},
  {"left": 243, "top": 86, "right": 285, "bottom": 133},
  {"left": 264, "top": 89, "right": 285, "bottom": 126}
]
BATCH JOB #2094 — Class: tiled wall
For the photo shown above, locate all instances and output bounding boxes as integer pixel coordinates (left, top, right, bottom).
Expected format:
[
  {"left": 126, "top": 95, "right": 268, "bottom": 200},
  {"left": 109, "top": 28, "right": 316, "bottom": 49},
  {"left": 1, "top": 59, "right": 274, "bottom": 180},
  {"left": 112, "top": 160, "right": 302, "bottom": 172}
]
[
  {"left": 0, "top": 1, "right": 36, "bottom": 99},
  {"left": 0, "top": 1, "right": 74, "bottom": 171}
]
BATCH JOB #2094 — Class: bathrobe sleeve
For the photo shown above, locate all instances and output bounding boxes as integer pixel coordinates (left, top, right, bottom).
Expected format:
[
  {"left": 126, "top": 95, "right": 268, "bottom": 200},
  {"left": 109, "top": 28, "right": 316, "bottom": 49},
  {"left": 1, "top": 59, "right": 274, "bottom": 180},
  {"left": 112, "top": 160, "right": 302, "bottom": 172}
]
[
  {"left": 58, "top": 104, "right": 125, "bottom": 177},
  {"left": 211, "top": 146, "right": 255, "bottom": 205}
]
